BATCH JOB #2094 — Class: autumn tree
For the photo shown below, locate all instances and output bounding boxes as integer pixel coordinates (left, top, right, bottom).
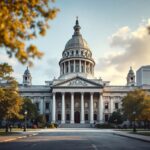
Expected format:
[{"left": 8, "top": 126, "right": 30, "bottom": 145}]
[
  {"left": 122, "top": 89, "right": 150, "bottom": 124},
  {"left": 21, "top": 97, "right": 38, "bottom": 121},
  {"left": 0, "top": 0, "right": 59, "bottom": 66},
  {"left": 0, "top": 63, "right": 23, "bottom": 132}
]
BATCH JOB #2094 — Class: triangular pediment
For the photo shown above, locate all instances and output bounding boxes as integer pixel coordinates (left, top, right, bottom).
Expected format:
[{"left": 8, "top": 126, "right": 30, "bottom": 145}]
[{"left": 53, "top": 76, "right": 102, "bottom": 88}]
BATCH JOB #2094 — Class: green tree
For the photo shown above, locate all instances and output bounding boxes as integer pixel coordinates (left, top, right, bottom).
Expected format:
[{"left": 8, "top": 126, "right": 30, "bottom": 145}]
[
  {"left": 0, "top": 0, "right": 59, "bottom": 66},
  {"left": 21, "top": 98, "right": 38, "bottom": 121},
  {"left": 36, "top": 114, "right": 46, "bottom": 128},
  {"left": 108, "top": 110, "right": 124, "bottom": 124},
  {"left": 122, "top": 89, "right": 150, "bottom": 122},
  {"left": 0, "top": 63, "right": 23, "bottom": 132}
]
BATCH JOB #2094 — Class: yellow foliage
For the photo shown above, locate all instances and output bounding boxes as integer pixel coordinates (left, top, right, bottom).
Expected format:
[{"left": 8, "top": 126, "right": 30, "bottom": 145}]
[{"left": 0, "top": 0, "right": 59, "bottom": 65}]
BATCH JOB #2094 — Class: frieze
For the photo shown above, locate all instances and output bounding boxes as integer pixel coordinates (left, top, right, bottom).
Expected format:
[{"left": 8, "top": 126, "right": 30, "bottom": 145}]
[{"left": 69, "top": 79, "right": 88, "bottom": 86}]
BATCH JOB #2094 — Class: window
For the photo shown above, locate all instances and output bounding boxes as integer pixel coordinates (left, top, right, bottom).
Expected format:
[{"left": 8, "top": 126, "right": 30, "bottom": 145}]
[
  {"left": 105, "top": 102, "right": 109, "bottom": 109},
  {"left": 66, "top": 103, "right": 69, "bottom": 108},
  {"left": 58, "top": 102, "right": 61, "bottom": 108},
  {"left": 58, "top": 114, "right": 61, "bottom": 120},
  {"left": 105, "top": 114, "right": 109, "bottom": 122},
  {"left": 66, "top": 114, "right": 70, "bottom": 120},
  {"left": 94, "top": 114, "right": 97, "bottom": 121},
  {"left": 81, "top": 51, "right": 83, "bottom": 56},
  {"left": 71, "top": 63, "right": 74, "bottom": 72},
  {"left": 85, "top": 114, "right": 88, "bottom": 121},
  {"left": 25, "top": 76, "right": 27, "bottom": 80},
  {"left": 71, "top": 51, "right": 74, "bottom": 56},
  {"left": 76, "top": 62, "right": 79, "bottom": 72},
  {"left": 115, "top": 103, "right": 119, "bottom": 109},
  {"left": 35, "top": 102, "right": 39, "bottom": 110},
  {"left": 45, "top": 102, "right": 49, "bottom": 110},
  {"left": 81, "top": 64, "right": 84, "bottom": 72},
  {"left": 45, "top": 114, "right": 49, "bottom": 122},
  {"left": 76, "top": 50, "right": 78, "bottom": 55}
]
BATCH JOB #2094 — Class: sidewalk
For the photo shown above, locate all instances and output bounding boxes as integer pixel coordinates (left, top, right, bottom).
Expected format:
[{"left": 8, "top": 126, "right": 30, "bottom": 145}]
[
  {"left": 0, "top": 132, "right": 38, "bottom": 143},
  {"left": 114, "top": 131, "right": 150, "bottom": 143}
]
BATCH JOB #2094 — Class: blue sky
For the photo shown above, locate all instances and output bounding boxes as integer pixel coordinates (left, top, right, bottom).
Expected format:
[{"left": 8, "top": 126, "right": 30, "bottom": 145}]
[{"left": 1, "top": 0, "right": 150, "bottom": 85}]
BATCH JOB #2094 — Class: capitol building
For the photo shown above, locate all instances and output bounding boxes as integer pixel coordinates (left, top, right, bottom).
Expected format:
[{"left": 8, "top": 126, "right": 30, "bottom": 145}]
[{"left": 19, "top": 19, "right": 150, "bottom": 126}]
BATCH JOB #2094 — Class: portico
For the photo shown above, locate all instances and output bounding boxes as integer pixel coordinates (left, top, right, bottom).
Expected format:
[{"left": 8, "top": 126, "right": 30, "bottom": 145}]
[{"left": 52, "top": 89, "right": 104, "bottom": 124}]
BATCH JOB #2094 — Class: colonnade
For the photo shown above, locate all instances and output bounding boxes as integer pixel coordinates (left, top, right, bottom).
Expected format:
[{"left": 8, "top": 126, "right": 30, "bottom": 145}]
[{"left": 52, "top": 92, "right": 103, "bottom": 124}]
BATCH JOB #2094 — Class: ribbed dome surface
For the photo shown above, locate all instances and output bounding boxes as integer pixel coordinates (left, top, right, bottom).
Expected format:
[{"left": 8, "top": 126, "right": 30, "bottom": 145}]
[{"left": 65, "top": 35, "right": 90, "bottom": 50}]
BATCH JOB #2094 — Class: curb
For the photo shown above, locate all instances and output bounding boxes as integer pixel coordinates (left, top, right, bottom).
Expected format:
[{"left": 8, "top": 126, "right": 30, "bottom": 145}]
[
  {"left": 113, "top": 133, "right": 150, "bottom": 143},
  {"left": 0, "top": 133, "right": 38, "bottom": 143}
]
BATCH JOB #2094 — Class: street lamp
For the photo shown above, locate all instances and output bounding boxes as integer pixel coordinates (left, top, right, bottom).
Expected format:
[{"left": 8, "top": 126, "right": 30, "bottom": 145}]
[
  {"left": 24, "top": 110, "right": 28, "bottom": 132},
  {"left": 132, "top": 111, "right": 136, "bottom": 132}
]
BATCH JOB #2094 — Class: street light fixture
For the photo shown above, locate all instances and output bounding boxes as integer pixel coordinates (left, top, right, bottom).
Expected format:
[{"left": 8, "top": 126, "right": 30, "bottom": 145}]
[
  {"left": 132, "top": 111, "right": 136, "bottom": 132},
  {"left": 24, "top": 110, "right": 28, "bottom": 132}
]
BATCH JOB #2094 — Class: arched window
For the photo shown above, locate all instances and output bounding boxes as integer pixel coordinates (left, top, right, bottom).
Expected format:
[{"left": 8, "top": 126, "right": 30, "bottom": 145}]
[
  {"left": 85, "top": 114, "right": 88, "bottom": 120},
  {"left": 94, "top": 114, "right": 97, "bottom": 121}
]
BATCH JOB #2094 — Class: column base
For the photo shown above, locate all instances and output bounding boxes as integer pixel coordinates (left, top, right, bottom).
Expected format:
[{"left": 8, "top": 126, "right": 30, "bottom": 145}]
[
  {"left": 70, "top": 120, "right": 74, "bottom": 124},
  {"left": 61, "top": 120, "right": 65, "bottom": 124},
  {"left": 80, "top": 120, "right": 85, "bottom": 124},
  {"left": 52, "top": 120, "right": 56, "bottom": 123}
]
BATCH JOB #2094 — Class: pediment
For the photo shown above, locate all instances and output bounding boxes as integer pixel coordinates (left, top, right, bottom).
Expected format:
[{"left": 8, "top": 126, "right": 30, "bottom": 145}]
[{"left": 53, "top": 76, "right": 102, "bottom": 88}]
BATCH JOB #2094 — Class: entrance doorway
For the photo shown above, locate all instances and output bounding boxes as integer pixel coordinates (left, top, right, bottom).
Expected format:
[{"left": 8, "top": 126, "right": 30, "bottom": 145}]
[{"left": 74, "top": 111, "right": 80, "bottom": 123}]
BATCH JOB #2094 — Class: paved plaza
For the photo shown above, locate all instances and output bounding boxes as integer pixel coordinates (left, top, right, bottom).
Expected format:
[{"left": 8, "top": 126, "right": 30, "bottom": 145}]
[{"left": 0, "top": 128, "right": 150, "bottom": 150}]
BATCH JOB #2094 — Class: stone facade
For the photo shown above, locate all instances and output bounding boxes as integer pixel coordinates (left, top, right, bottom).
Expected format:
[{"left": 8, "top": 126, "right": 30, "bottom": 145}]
[{"left": 19, "top": 19, "right": 150, "bottom": 124}]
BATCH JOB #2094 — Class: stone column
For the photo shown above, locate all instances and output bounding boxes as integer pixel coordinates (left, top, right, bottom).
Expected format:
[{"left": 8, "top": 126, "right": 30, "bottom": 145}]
[
  {"left": 98, "top": 94, "right": 104, "bottom": 123},
  {"left": 70, "top": 93, "right": 74, "bottom": 124},
  {"left": 90, "top": 93, "right": 94, "bottom": 124},
  {"left": 61, "top": 93, "right": 65, "bottom": 124},
  {"left": 110, "top": 97, "right": 113, "bottom": 113},
  {"left": 52, "top": 93, "right": 56, "bottom": 123},
  {"left": 80, "top": 93, "right": 85, "bottom": 123},
  {"left": 74, "top": 60, "right": 75, "bottom": 72},
  {"left": 40, "top": 97, "right": 43, "bottom": 114},
  {"left": 84, "top": 61, "right": 86, "bottom": 73},
  {"left": 79, "top": 60, "right": 81, "bottom": 72},
  {"left": 68, "top": 61, "right": 70, "bottom": 73},
  {"left": 64, "top": 62, "right": 66, "bottom": 74}
]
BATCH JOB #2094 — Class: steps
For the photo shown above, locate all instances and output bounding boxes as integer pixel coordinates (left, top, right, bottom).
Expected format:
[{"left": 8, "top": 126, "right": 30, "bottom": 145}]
[{"left": 59, "top": 123, "right": 93, "bottom": 128}]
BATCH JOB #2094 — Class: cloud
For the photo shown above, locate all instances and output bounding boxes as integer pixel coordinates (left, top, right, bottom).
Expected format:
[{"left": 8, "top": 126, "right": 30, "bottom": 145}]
[{"left": 95, "top": 19, "right": 150, "bottom": 85}]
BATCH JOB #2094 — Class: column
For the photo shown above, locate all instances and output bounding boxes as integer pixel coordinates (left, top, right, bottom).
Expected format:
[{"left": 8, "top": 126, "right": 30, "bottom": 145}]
[
  {"left": 79, "top": 60, "right": 81, "bottom": 72},
  {"left": 90, "top": 93, "right": 94, "bottom": 123},
  {"left": 80, "top": 93, "right": 85, "bottom": 123},
  {"left": 98, "top": 94, "right": 104, "bottom": 123},
  {"left": 70, "top": 93, "right": 74, "bottom": 124},
  {"left": 110, "top": 97, "right": 113, "bottom": 113},
  {"left": 52, "top": 93, "right": 56, "bottom": 123},
  {"left": 64, "top": 62, "right": 66, "bottom": 74},
  {"left": 84, "top": 61, "right": 86, "bottom": 73},
  {"left": 74, "top": 60, "right": 75, "bottom": 72},
  {"left": 61, "top": 93, "right": 65, "bottom": 123},
  {"left": 68, "top": 61, "right": 70, "bottom": 73},
  {"left": 40, "top": 97, "right": 43, "bottom": 114}
]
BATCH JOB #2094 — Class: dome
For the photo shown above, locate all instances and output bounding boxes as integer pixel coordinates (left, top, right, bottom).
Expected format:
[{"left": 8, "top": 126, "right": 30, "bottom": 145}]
[
  {"left": 65, "top": 35, "right": 90, "bottom": 51},
  {"left": 64, "top": 18, "right": 90, "bottom": 51},
  {"left": 24, "top": 67, "right": 30, "bottom": 75}
]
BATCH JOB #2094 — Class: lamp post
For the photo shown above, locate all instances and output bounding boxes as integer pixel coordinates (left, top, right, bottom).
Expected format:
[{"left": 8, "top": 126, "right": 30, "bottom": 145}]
[
  {"left": 133, "top": 111, "right": 136, "bottom": 132},
  {"left": 24, "top": 110, "right": 28, "bottom": 132}
]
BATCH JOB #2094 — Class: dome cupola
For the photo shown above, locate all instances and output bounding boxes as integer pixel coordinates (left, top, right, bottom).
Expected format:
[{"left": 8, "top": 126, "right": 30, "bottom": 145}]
[{"left": 59, "top": 18, "right": 95, "bottom": 79}]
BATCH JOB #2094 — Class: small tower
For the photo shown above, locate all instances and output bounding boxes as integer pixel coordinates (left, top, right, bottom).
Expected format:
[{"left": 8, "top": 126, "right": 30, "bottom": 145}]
[
  {"left": 127, "top": 67, "right": 135, "bottom": 86},
  {"left": 23, "top": 67, "right": 32, "bottom": 86}
]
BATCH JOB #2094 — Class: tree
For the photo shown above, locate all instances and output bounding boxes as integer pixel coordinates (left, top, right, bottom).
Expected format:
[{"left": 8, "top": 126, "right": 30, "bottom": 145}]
[
  {"left": 108, "top": 110, "right": 124, "bottom": 124},
  {"left": 21, "top": 98, "right": 38, "bottom": 122},
  {"left": 122, "top": 89, "right": 150, "bottom": 123},
  {"left": 0, "top": 0, "right": 59, "bottom": 66},
  {"left": 0, "top": 63, "right": 23, "bottom": 132}
]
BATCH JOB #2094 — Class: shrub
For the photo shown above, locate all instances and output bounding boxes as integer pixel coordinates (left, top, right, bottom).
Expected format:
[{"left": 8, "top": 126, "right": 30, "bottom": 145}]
[{"left": 95, "top": 123, "right": 115, "bottom": 129}]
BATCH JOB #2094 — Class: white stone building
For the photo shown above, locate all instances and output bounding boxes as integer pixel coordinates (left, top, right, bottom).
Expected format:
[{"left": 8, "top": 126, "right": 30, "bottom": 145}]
[{"left": 19, "top": 19, "right": 150, "bottom": 125}]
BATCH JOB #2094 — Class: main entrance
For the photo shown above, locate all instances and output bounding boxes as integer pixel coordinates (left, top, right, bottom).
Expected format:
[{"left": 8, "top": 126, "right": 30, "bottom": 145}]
[{"left": 74, "top": 111, "right": 80, "bottom": 123}]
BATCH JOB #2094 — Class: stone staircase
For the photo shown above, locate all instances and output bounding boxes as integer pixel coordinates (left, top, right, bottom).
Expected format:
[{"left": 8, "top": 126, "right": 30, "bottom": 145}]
[{"left": 59, "top": 123, "right": 93, "bottom": 128}]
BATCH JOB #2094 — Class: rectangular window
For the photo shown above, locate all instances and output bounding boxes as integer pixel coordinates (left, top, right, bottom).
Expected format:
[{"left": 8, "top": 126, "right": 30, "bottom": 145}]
[
  {"left": 85, "top": 114, "right": 88, "bottom": 121},
  {"left": 45, "top": 102, "right": 49, "bottom": 110},
  {"left": 35, "top": 102, "right": 39, "bottom": 110},
  {"left": 105, "top": 102, "right": 109, "bottom": 109},
  {"left": 115, "top": 103, "right": 119, "bottom": 109}
]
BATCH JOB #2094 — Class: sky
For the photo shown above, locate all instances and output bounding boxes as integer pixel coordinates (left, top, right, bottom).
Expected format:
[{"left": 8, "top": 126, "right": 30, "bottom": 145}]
[{"left": 1, "top": 0, "right": 150, "bottom": 85}]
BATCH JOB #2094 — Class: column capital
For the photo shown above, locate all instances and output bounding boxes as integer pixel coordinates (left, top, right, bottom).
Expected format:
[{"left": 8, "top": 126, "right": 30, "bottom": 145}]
[{"left": 90, "top": 92, "right": 94, "bottom": 95}]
